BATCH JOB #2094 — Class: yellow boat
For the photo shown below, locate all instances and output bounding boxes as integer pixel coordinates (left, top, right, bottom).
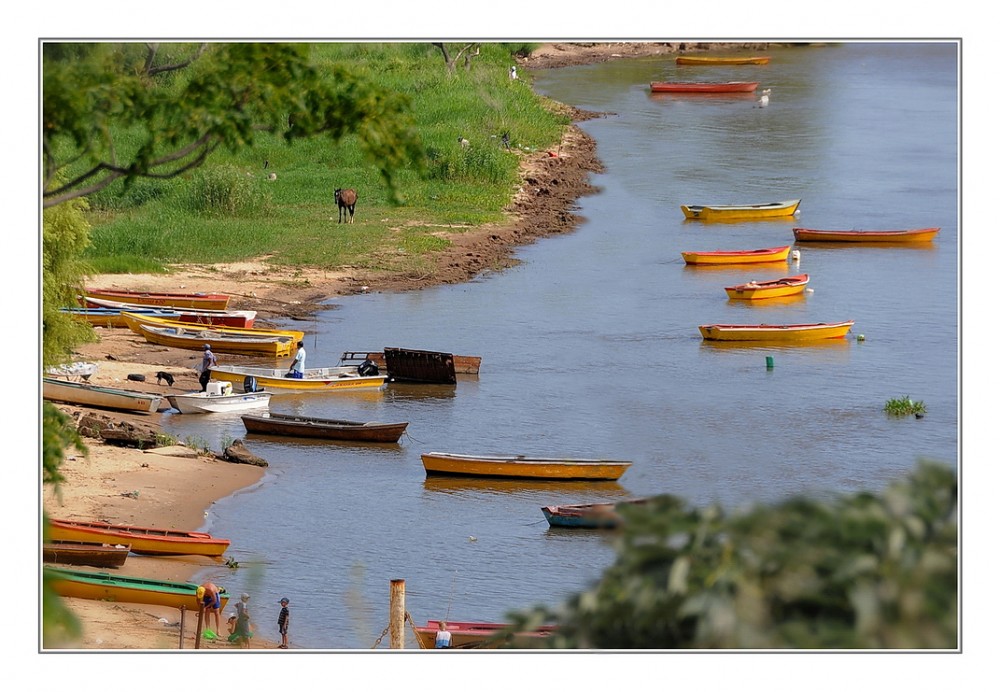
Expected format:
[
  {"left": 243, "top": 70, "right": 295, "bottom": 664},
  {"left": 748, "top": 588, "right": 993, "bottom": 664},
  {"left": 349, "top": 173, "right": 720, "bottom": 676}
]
[
  {"left": 45, "top": 567, "right": 230, "bottom": 611},
  {"left": 681, "top": 199, "right": 800, "bottom": 221},
  {"left": 136, "top": 323, "right": 297, "bottom": 357},
  {"left": 682, "top": 245, "right": 791, "bottom": 265},
  {"left": 699, "top": 320, "right": 855, "bottom": 342},
  {"left": 48, "top": 518, "right": 230, "bottom": 556},
  {"left": 676, "top": 55, "right": 771, "bottom": 65},
  {"left": 420, "top": 452, "right": 632, "bottom": 481},
  {"left": 120, "top": 311, "right": 304, "bottom": 342},
  {"left": 209, "top": 364, "right": 387, "bottom": 392},
  {"left": 724, "top": 274, "right": 810, "bottom": 300}
]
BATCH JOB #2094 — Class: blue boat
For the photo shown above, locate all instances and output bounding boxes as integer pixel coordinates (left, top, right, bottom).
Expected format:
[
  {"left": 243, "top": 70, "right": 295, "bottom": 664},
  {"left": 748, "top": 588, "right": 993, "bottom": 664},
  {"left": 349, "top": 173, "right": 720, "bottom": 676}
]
[{"left": 540, "top": 499, "right": 648, "bottom": 529}]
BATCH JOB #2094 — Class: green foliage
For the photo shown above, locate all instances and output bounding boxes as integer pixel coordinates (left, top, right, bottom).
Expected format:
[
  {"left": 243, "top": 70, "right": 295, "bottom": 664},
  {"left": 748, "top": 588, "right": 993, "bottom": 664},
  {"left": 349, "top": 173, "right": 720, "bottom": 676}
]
[
  {"left": 884, "top": 396, "right": 927, "bottom": 417},
  {"left": 505, "top": 462, "right": 957, "bottom": 649},
  {"left": 188, "top": 165, "right": 272, "bottom": 216}
]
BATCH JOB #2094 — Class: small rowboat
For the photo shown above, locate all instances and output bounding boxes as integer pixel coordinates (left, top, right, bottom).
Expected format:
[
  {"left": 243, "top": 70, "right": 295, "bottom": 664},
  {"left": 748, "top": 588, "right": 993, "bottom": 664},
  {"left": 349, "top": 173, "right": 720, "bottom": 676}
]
[
  {"left": 61, "top": 306, "right": 184, "bottom": 329},
  {"left": 650, "top": 81, "right": 759, "bottom": 93},
  {"left": 420, "top": 452, "right": 632, "bottom": 481},
  {"left": 676, "top": 55, "right": 770, "bottom": 65},
  {"left": 682, "top": 245, "right": 791, "bottom": 266},
  {"left": 541, "top": 499, "right": 649, "bottom": 529},
  {"left": 209, "top": 364, "right": 387, "bottom": 393},
  {"left": 681, "top": 199, "right": 800, "bottom": 221},
  {"left": 167, "top": 385, "right": 273, "bottom": 414},
  {"left": 724, "top": 274, "right": 810, "bottom": 300},
  {"left": 699, "top": 320, "right": 855, "bottom": 342},
  {"left": 84, "top": 296, "right": 257, "bottom": 328},
  {"left": 42, "top": 541, "right": 131, "bottom": 568},
  {"left": 792, "top": 227, "right": 941, "bottom": 243},
  {"left": 42, "top": 378, "right": 162, "bottom": 414},
  {"left": 414, "top": 620, "right": 557, "bottom": 649},
  {"left": 137, "top": 323, "right": 296, "bottom": 357},
  {"left": 120, "top": 312, "right": 302, "bottom": 342},
  {"left": 45, "top": 567, "right": 229, "bottom": 611},
  {"left": 83, "top": 288, "right": 231, "bottom": 310},
  {"left": 47, "top": 518, "right": 230, "bottom": 557},
  {"left": 241, "top": 412, "right": 409, "bottom": 443}
]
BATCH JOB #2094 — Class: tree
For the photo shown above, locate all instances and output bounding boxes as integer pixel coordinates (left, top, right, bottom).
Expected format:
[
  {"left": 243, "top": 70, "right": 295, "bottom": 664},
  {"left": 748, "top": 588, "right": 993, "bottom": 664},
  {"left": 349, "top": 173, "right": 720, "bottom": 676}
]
[
  {"left": 431, "top": 42, "right": 481, "bottom": 73},
  {"left": 505, "top": 461, "right": 957, "bottom": 649}
]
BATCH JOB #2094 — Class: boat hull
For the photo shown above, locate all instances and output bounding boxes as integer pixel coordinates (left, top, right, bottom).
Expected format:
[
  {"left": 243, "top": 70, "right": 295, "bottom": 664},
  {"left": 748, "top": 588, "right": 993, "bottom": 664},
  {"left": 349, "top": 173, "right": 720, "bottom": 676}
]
[
  {"left": 420, "top": 452, "right": 631, "bottom": 481},
  {"left": 792, "top": 227, "right": 940, "bottom": 243},
  {"left": 84, "top": 289, "right": 230, "bottom": 310},
  {"left": 344, "top": 350, "right": 482, "bottom": 375},
  {"left": 209, "top": 365, "right": 387, "bottom": 392},
  {"left": 241, "top": 412, "right": 408, "bottom": 443},
  {"left": 42, "top": 378, "right": 162, "bottom": 413},
  {"left": 85, "top": 297, "right": 256, "bottom": 327},
  {"left": 676, "top": 55, "right": 770, "bottom": 65},
  {"left": 414, "top": 621, "right": 556, "bottom": 649},
  {"left": 43, "top": 542, "right": 130, "bottom": 568},
  {"left": 649, "top": 81, "right": 759, "bottom": 93},
  {"left": 682, "top": 245, "right": 791, "bottom": 265},
  {"left": 681, "top": 199, "right": 800, "bottom": 221},
  {"left": 699, "top": 321, "right": 855, "bottom": 342},
  {"left": 47, "top": 519, "right": 230, "bottom": 557},
  {"left": 45, "top": 567, "right": 229, "bottom": 610},
  {"left": 724, "top": 274, "right": 809, "bottom": 300},
  {"left": 167, "top": 390, "right": 273, "bottom": 414},
  {"left": 137, "top": 323, "right": 296, "bottom": 356}
]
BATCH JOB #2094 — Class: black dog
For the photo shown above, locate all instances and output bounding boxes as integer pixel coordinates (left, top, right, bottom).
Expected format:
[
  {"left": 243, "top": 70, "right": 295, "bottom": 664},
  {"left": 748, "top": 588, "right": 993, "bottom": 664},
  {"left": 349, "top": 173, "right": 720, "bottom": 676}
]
[{"left": 155, "top": 371, "right": 175, "bottom": 386}]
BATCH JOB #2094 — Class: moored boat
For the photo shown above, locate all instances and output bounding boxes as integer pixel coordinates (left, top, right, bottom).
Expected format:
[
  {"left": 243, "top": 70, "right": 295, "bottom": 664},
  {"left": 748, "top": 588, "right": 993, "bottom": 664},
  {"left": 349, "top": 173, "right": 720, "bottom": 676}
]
[
  {"left": 682, "top": 245, "right": 791, "bottom": 266},
  {"left": 724, "top": 274, "right": 810, "bottom": 300},
  {"left": 413, "top": 620, "right": 557, "bottom": 649},
  {"left": 84, "top": 296, "right": 257, "bottom": 328},
  {"left": 167, "top": 384, "right": 273, "bottom": 414},
  {"left": 47, "top": 518, "right": 230, "bottom": 557},
  {"left": 792, "top": 227, "right": 941, "bottom": 243},
  {"left": 241, "top": 411, "right": 409, "bottom": 443},
  {"left": 209, "top": 364, "right": 387, "bottom": 392},
  {"left": 681, "top": 199, "right": 800, "bottom": 221},
  {"left": 45, "top": 567, "right": 229, "bottom": 610},
  {"left": 541, "top": 499, "right": 649, "bottom": 529},
  {"left": 42, "top": 378, "right": 162, "bottom": 414},
  {"left": 61, "top": 306, "right": 183, "bottom": 329},
  {"left": 650, "top": 81, "right": 759, "bottom": 93},
  {"left": 342, "top": 350, "right": 482, "bottom": 376},
  {"left": 676, "top": 55, "right": 770, "bottom": 65},
  {"left": 120, "top": 311, "right": 302, "bottom": 341},
  {"left": 699, "top": 320, "right": 855, "bottom": 342},
  {"left": 42, "top": 541, "right": 131, "bottom": 568},
  {"left": 83, "top": 288, "right": 231, "bottom": 310},
  {"left": 135, "top": 323, "right": 297, "bottom": 357},
  {"left": 420, "top": 452, "right": 632, "bottom": 481}
]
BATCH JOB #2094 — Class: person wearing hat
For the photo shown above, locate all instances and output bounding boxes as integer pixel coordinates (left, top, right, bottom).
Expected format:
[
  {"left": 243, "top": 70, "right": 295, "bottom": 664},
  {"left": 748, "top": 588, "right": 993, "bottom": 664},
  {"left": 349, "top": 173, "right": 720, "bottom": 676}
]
[
  {"left": 232, "top": 592, "right": 253, "bottom": 648},
  {"left": 196, "top": 582, "right": 223, "bottom": 636},
  {"left": 277, "top": 597, "right": 291, "bottom": 649},
  {"left": 199, "top": 344, "right": 217, "bottom": 392}
]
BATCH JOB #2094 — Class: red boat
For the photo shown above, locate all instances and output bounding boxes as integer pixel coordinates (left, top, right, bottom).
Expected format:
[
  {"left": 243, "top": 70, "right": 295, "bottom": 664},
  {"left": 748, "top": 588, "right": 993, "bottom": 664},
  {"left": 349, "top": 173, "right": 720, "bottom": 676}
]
[
  {"left": 414, "top": 620, "right": 557, "bottom": 649},
  {"left": 792, "top": 227, "right": 940, "bottom": 243},
  {"left": 82, "top": 296, "right": 255, "bottom": 328},
  {"left": 83, "top": 288, "right": 231, "bottom": 310},
  {"left": 650, "top": 81, "right": 759, "bottom": 93}
]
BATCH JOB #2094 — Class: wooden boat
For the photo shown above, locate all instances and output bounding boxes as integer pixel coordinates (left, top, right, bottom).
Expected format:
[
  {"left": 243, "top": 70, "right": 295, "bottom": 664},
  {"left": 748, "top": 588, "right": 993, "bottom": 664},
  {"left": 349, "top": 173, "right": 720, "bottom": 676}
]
[
  {"left": 209, "top": 364, "right": 387, "bottom": 392},
  {"left": 241, "top": 411, "right": 409, "bottom": 443},
  {"left": 650, "top": 81, "right": 759, "bottom": 93},
  {"left": 682, "top": 245, "right": 791, "bottom": 266},
  {"left": 724, "top": 274, "right": 810, "bottom": 300},
  {"left": 676, "top": 55, "right": 770, "bottom": 65},
  {"left": 420, "top": 452, "right": 632, "bottom": 481},
  {"left": 45, "top": 567, "right": 229, "bottom": 611},
  {"left": 541, "top": 499, "right": 649, "bottom": 529},
  {"left": 413, "top": 620, "right": 557, "bottom": 649},
  {"left": 167, "top": 385, "right": 273, "bottom": 414},
  {"left": 681, "top": 199, "right": 800, "bottom": 221},
  {"left": 120, "top": 311, "right": 302, "bottom": 342},
  {"left": 42, "top": 541, "right": 130, "bottom": 568},
  {"left": 135, "top": 323, "right": 297, "bottom": 357},
  {"left": 792, "top": 227, "right": 941, "bottom": 243},
  {"left": 343, "top": 350, "right": 482, "bottom": 376},
  {"left": 42, "top": 378, "right": 162, "bottom": 414},
  {"left": 83, "top": 288, "right": 231, "bottom": 310},
  {"left": 84, "top": 296, "right": 257, "bottom": 328},
  {"left": 47, "top": 518, "right": 230, "bottom": 557},
  {"left": 61, "top": 306, "right": 183, "bottom": 329},
  {"left": 699, "top": 320, "right": 855, "bottom": 342}
]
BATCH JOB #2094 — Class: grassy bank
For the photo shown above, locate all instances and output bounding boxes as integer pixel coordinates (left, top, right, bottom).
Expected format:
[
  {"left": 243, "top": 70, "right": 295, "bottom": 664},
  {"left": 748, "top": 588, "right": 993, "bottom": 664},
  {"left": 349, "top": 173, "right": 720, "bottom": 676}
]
[{"left": 80, "top": 42, "right": 568, "bottom": 276}]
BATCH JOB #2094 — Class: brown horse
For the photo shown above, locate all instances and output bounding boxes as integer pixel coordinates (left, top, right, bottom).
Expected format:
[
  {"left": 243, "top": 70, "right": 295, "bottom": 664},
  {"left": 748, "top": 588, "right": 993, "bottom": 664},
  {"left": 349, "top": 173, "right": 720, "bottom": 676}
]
[{"left": 334, "top": 188, "right": 357, "bottom": 223}]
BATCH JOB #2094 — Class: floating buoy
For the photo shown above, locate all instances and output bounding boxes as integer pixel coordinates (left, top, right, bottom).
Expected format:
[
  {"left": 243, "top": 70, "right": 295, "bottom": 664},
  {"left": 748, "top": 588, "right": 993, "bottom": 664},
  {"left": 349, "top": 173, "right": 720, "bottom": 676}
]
[
  {"left": 791, "top": 250, "right": 801, "bottom": 261},
  {"left": 857, "top": 334, "right": 865, "bottom": 341},
  {"left": 765, "top": 356, "right": 774, "bottom": 369}
]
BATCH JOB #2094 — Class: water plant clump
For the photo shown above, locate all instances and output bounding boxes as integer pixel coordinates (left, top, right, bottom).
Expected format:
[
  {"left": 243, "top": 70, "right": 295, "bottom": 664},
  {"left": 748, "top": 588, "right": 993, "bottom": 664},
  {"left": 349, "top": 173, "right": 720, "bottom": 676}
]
[{"left": 884, "top": 396, "right": 927, "bottom": 417}]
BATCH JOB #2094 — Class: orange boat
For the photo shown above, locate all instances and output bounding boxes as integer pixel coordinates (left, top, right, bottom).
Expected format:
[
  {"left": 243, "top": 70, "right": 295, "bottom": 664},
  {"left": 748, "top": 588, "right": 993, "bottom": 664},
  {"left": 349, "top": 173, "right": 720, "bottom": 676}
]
[
  {"left": 682, "top": 245, "right": 791, "bottom": 266},
  {"left": 699, "top": 320, "right": 855, "bottom": 342},
  {"left": 83, "top": 288, "right": 231, "bottom": 310},
  {"left": 649, "top": 81, "right": 759, "bottom": 93},
  {"left": 724, "top": 274, "right": 810, "bottom": 300},
  {"left": 414, "top": 620, "right": 557, "bottom": 649},
  {"left": 676, "top": 55, "right": 770, "bottom": 65},
  {"left": 47, "top": 518, "right": 230, "bottom": 557},
  {"left": 792, "top": 227, "right": 940, "bottom": 243}
]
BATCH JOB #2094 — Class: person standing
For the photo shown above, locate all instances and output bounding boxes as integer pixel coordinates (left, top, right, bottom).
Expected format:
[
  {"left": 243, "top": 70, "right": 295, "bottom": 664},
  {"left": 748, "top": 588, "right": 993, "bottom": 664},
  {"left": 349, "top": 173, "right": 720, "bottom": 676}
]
[
  {"left": 197, "top": 582, "right": 223, "bottom": 636},
  {"left": 277, "top": 597, "right": 290, "bottom": 648},
  {"left": 286, "top": 341, "right": 306, "bottom": 379},
  {"left": 199, "top": 344, "right": 217, "bottom": 391},
  {"left": 434, "top": 620, "right": 452, "bottom": 649},
  {"left": 234, "top": 593, "right": 253, "bottom": 648}
]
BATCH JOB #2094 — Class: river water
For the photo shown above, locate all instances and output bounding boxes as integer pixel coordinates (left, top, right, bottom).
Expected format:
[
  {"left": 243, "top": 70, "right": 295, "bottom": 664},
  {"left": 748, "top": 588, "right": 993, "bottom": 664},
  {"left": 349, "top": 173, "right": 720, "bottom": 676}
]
[{"left": 163, "top": 42, "right": 958, "bottom": 650}]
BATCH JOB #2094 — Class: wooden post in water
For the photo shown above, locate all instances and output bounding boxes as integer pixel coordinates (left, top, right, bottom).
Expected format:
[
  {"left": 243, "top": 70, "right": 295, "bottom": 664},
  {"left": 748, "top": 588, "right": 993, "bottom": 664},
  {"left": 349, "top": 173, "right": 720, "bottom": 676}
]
[
  {"left": 179, "top": 606, "right": 187, "bottom": 649},
  {"left": 389, "top": 579, "right": 405, "bottom": 649}
]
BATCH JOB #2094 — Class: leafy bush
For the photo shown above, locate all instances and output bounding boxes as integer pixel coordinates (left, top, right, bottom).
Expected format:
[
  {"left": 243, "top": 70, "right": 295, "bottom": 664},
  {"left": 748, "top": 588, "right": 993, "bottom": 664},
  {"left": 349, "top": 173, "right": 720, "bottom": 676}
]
[
  {"left": 188, "top": 165, "right": 272, "bottom": 217},
  {"left": 884, "top": 396, "right": 927, "bottom": 417}
]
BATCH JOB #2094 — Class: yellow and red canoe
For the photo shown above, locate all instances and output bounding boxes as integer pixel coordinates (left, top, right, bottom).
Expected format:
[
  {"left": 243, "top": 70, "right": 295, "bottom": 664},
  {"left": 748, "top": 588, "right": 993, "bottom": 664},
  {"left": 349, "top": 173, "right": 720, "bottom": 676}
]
[
  {"left": 650, "top": 81, "right": 759, "bottom": 93},
  {"left": 724, "top": 274, "right": 810, "bottom": 300},
  {"left": 45, "top": 567, "right": 229, "bottom": 611},
  {"left": 699, "top": 320, "right": 855, "bottom": 342},
  {"left": 676, "top": 55, "right": 770, "bottom": 65},
  {"left": 48, "top": 518, "right": 230, "bottom": 557},
  {"left": 83, "top": 288, "right": 230, "bottom": 310},
  {"left": 682, "top": 245, "right": 791, "bottom": 266},
  {"left": 792, "top": 227, "right": 940, "bottom": 243},
  {"left": 420, "top": 452, "right": 632, "bottom": 481},
  {"left": 681, "top": 199, "right": 800, "bottom": 221}
]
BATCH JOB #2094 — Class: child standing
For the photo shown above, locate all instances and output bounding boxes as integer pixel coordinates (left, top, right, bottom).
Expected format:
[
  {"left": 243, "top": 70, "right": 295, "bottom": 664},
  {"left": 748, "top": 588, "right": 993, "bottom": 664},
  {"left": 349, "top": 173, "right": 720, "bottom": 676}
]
[{"left": 277, "top": 597, "right": 290, "bottom": 649}]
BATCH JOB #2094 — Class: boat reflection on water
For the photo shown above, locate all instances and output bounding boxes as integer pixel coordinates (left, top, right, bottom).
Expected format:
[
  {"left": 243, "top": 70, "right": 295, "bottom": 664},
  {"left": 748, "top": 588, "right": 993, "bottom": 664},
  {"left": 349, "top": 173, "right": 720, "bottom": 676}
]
[{"left": 422, "top": 476, "right": 631, "bottom": 497}]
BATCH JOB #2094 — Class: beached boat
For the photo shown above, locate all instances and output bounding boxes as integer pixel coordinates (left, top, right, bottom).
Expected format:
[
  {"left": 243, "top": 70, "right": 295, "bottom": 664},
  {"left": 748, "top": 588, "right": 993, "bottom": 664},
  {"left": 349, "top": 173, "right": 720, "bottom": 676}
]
[
  {"left": 120, "top": 311, "right": 302, "bottom": 342},
  {"left": 342, "top": 350, "right": 482, "bottom": 377},
  {"left": 541, "top": 499, "right": 649, "bottom": 529},
  {"left": 724, "top": 274, "right": 810, "bottom": 300},
  {"left": 42, "top": 541, "right": 131, "bottom": 568},
  {"left": 47, "top": 518, "right": 230, "bottom": 557},
  {"left": 792, "top": 227, "right": 941, "bottom": 243},
  {"left": 699, "top": 320, "right": 855, "bottom": 342},
  {"left": 241, "top": 411, "right": 409, "bottom": 443},
  {"left": 681, "top": 199, "right": 800, "bottom": 221},
  {"left": 209, "top": 364, "right": 387, "bottom": 393},
  {"left": 413, "top": 620, "right": 557, "bottom": 649},
  {"left": 420, "top": 452, "right": 632, "bottom": 481},
  {"left": 167, "top": 384, "right": 273, "bottom": 414},
  {"left": 83, "top": 288, "right": 231, "bottom": 310},
  {"left": 676, "top": 55, "right": 770, "bottom": 65},
  {"left": 42, "top": 378, "right": 162, "bottom": 414},
  {"left": 649, "top": 81, "right": 759, "bottom": 93},
  {"left": 84, "top": 296, "right": 257, "bottom": 328},
  {"left": 61, "top": 305, "right": 183, "bottom": 329},
  {"left": 135, "top": 323, "right": 297, "bottom": 357},
  {"left": 45, "top": 567, "right": 229, "bottom": 611},
  {"left": 682, "top": 245, "right": 791, "bottom": 266}
]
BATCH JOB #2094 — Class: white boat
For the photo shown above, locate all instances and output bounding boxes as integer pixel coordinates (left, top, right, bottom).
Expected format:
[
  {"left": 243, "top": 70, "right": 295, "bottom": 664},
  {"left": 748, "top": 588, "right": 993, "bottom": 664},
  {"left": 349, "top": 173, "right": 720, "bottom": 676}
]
[
  {"left": 209, "top": 364, "right": 387, "bottom": 392},
  {"left": 166, "top": 382, "right": 273, "bottom": 414},
  {"left": 43, "top": 377, "right": 162, "bottom": 413}
]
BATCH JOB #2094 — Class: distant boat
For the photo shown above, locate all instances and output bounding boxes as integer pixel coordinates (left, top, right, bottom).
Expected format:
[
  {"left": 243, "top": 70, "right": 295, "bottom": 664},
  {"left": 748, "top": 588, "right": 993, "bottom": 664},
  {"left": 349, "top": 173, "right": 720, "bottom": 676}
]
[
  {"left": 724, "top": 274, "right": 810, "bottom": 300},
  {"left": 792, "top": 227, "right": 941, "bottom": 243},
  {"left": 681, "top": 199, "right": 800, "bottom": 221},
  {"left": 650, "top": 81, "right": 759, "bottom": 93},
  {"left": 699, "top": 320, "right": 855, "bottom": 342},
  {"left": 541, "top": 499, "right": 649, "bottom": 529},
  {"left": 420, "top": 452, "right": 632, "bottom": 481},
  {"left": 42, "top": 541, "right": 130, "bottom": 569},
  {"left": 676, "top": 55, "right": 770, "bottom": 65},
  {"left": 83, "top": 288, "right": 231, "bottom": 310},
  {"left": 241, "top": 411, "right": 409, "bottom": 443},
  {"left": 42, "top": 378, "right": 162, "bottom": 414},
  {"left": 682, "top": 245, "right": 791, "bottom": 266},
  {"left": 45, "top": 567, "right": 229, "bottom": 611},
  {"left": 167, "top": 385, "right": 273, "bottom": 414},
  {"left": 209, "top": 364, "right": 387, "bottom": 393},
  {"left": 413, "top": 620, "right": 557, "bottom": 649},
  {"left": 47, "top": 518, "right": 230, "bottom": 557}
]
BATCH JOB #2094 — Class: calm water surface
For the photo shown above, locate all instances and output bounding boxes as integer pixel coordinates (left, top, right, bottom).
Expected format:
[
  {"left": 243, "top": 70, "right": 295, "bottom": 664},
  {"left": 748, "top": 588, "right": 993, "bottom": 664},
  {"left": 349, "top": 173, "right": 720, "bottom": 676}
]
[{"left": 165, "top": 43, "right": 958, "bottom": 649}]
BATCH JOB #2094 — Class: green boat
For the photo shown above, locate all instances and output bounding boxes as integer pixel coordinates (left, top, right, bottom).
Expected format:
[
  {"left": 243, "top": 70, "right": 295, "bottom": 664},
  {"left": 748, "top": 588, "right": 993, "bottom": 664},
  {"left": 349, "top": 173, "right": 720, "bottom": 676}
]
[{"left": 45, "top": 567, "right": 229, "bottom": 610}]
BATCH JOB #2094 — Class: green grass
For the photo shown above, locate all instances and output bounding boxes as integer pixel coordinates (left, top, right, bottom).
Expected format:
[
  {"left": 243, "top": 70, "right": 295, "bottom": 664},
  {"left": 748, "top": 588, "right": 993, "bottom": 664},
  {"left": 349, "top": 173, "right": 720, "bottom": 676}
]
[
  {"left": 78, "top": 42, "right": 563, "bottom": 275},
  {"left": 884, "top": 396, "right": 927, "bottom": 417}
]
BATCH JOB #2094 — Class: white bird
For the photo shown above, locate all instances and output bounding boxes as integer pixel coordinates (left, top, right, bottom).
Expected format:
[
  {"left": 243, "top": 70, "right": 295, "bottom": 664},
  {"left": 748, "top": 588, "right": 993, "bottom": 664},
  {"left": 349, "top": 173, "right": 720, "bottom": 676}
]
[
  {"left": 509, "top": 65, "right": 518, "bottom": 80},
  {"left": 458, "top": 137, "right": 470, "bottom": 148},
  {"left": 757, "top": 88, "right": 771, "bottom": 108}
]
